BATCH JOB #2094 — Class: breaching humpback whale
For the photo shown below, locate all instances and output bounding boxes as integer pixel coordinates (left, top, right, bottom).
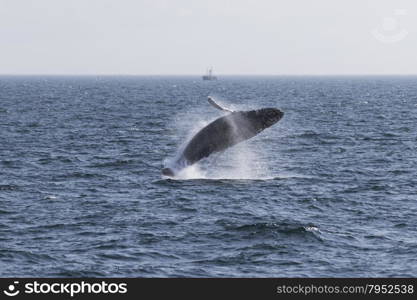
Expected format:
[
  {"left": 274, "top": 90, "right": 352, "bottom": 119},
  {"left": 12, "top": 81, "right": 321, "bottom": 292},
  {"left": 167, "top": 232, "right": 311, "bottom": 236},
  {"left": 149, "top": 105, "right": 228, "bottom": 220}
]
[{"left": 162, "top": 97, "right": 284, "bottom": 177}]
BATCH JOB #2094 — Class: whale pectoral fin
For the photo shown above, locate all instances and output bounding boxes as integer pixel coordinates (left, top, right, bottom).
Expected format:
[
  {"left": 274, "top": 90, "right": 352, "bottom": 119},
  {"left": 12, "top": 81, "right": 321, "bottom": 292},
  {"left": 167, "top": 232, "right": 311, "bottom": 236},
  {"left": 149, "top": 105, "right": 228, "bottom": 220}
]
[{"left": 207, "top": 96, "right": 234, "bottom": 113}]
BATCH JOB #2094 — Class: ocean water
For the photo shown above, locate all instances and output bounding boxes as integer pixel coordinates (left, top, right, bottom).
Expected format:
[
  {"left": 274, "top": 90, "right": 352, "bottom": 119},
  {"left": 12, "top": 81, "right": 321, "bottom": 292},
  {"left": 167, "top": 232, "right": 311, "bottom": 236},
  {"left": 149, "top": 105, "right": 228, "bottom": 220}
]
[{"left": 0, "top": 75, "right": 416, "bottom": 277}]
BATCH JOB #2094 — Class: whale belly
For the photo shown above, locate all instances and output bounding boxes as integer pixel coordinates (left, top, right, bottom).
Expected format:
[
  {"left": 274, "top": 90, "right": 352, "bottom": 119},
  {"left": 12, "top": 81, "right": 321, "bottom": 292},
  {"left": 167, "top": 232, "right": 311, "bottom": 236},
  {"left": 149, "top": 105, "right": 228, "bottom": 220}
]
[{"left": 181, "top": 113, "right": 258, "bottom": 165}]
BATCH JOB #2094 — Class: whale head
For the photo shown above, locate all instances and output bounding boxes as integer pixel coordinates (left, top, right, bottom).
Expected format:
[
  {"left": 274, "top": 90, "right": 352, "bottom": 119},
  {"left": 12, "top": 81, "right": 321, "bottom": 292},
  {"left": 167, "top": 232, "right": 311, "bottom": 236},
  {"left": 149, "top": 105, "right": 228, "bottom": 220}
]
[
  {"left": 242, "top": 108, "right": 283, "bottom": 132},
  {"left": 258, "top": 108, "right": 284, "bottom": 129}
]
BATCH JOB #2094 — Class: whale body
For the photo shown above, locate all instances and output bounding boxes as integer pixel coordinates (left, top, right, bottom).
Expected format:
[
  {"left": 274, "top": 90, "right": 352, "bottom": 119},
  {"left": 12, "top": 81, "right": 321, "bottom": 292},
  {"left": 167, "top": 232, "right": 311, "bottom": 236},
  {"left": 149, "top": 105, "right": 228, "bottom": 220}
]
[{"left": 162, "top": 99, "right": 284, "bottom": 177}]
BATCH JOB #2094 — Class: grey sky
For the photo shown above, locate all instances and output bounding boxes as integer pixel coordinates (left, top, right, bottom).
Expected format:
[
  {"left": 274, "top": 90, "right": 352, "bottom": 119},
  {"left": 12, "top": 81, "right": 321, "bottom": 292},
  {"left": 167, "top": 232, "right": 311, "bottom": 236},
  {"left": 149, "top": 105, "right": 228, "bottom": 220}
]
[{"left": 1, "top": 0, "right": 416, "bottom": 74}]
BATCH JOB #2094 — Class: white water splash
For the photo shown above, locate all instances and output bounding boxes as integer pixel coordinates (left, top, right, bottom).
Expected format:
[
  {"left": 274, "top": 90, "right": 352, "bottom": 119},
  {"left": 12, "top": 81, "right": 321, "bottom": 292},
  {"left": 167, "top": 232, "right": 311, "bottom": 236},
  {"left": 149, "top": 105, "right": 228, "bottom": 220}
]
[{"left": 174, "top": 164, "right": 207, "bottom": 180}]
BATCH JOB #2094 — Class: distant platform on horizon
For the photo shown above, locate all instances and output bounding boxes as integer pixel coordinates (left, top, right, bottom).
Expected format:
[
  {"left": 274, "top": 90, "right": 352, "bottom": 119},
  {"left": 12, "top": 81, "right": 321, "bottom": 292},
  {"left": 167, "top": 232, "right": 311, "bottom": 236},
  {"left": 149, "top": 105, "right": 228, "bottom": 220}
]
[{"left": 202, "top": 68, "right": 217, "bottom": 80}]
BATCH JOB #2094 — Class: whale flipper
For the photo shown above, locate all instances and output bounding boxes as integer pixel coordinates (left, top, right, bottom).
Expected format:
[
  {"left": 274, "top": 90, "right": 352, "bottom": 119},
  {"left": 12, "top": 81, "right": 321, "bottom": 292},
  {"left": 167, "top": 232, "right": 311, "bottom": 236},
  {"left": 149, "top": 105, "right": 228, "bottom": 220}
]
[{"left": 208, "top": 96, "right": 234, "bottom": 113}]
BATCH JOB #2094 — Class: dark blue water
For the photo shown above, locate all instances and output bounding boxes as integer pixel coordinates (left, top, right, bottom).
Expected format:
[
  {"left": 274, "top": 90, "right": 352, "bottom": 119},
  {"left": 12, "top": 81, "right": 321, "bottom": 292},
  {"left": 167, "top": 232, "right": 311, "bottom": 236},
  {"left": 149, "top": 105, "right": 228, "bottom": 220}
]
[{"left": 1, "top": 76, "right": 416, "bottom": 277}]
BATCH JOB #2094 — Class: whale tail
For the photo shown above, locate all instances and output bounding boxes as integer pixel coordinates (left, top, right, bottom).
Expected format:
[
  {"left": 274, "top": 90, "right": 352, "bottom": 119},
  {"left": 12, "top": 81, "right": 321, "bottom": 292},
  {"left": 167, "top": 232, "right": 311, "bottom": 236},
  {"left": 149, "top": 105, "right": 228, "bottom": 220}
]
[{"left": 162, "top": 168, "right": 175, "bottom": 177}]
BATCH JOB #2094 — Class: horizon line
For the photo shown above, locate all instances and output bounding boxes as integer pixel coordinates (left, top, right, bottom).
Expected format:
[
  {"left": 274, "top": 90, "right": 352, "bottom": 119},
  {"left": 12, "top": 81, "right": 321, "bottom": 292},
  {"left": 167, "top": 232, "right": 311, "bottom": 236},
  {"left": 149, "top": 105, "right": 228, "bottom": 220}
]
[{"left": 1, "top": 73, "right": 417, "bottom": 77}]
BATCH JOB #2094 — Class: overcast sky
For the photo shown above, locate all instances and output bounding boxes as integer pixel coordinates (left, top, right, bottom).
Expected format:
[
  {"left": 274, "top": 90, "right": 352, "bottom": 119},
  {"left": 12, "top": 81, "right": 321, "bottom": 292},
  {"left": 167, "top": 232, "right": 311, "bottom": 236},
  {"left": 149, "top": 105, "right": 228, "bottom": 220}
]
[{"left": 1, "top": 0, "right": 416, "bottom": 75}]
